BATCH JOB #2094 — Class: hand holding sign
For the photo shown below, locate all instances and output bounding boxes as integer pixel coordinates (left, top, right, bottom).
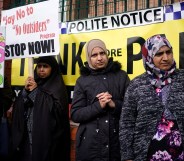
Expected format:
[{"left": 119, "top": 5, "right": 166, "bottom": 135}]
[{"left": 25, "top": 76, "right": 37, "bottom": 91}]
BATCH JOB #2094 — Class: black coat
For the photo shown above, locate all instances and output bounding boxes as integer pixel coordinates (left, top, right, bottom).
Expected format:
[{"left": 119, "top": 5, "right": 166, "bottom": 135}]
[
  {"left": 71, "top": 58, "right": 130, "bottom": 161},
  {"left": 12, "top": 88, "right": 70, "bottom": 161},
  {"left": 11, "top": 56, "right": 70, "bottom": 161},
  {"left": 0, "top": 77, "right": 14, "bottom": 118}
]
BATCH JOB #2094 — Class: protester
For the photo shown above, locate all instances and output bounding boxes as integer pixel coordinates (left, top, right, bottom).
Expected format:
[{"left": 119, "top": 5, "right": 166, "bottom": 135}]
[
  {"left": 0, "top": 76, "right": 14, "bottom": 161},
  {"left": 71, "top": 39, "right": 130, "bottom": 161},
  {"left": 11, "top": 56, "right": 70, "bottom": 161},
  {"left": 119, "top": 35, "right": 184, "bottom": 161},
  {"left": 0, "top": 76, "right": 14, "bottom": 120}
]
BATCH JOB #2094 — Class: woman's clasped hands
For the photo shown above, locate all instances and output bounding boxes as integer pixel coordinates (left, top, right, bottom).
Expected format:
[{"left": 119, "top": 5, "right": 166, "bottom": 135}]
[{"left": 96, "top": 91, "right": 115, "bottom": 109}]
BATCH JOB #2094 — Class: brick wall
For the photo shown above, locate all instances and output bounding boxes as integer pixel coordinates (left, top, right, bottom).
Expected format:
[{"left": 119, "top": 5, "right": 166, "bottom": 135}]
[
  {"left": 5, "top": 60, "right": 12, "bottom": 85},
  {"left": 70, "top": 123, "right": 78, "bottom": 161}
]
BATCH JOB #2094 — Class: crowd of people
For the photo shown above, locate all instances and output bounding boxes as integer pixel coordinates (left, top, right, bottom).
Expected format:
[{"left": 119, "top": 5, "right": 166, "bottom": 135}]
[{"left": 0, "top": 35, "right": 184, "bottom": 161}]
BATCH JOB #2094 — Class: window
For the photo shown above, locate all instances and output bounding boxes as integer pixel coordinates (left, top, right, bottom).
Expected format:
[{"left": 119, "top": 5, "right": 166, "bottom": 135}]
[{"left": 1, "top": 0, "right": 183, "bottom": 22}]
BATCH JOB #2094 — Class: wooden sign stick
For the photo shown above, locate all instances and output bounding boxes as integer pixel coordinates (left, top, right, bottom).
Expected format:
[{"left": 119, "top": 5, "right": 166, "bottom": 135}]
[{"left": 28, "top": 57, "right": 34, "bottom": 77}]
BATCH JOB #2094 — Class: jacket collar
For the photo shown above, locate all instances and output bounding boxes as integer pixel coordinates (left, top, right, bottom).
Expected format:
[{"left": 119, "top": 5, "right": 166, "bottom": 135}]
[{"left": 80, "top": 57, "right": 122, "bottom": 76}]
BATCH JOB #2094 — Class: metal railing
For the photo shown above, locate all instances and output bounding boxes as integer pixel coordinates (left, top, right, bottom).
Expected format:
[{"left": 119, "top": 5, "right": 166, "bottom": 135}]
[
  {"left": 2, "top": 0, "right": 184, "bottom": 22},
  {"left": 59, "top": 0, "right": 183, "bottom": 22}
]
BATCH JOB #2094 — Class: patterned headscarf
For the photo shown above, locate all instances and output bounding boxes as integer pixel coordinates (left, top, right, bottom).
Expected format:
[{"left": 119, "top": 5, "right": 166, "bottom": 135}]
[{"left": 141, "top": 35, "right": 176, "bottom": 88}]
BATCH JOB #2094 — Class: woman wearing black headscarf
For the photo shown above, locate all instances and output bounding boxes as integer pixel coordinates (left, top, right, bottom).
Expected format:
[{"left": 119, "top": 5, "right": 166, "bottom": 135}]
[{"left": 11, "top": 56, "right": 70, "bottom": 161}]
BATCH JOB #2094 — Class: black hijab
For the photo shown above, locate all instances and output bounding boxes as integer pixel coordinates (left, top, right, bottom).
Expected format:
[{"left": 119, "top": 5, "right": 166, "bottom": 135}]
[{"left": 34, "top": 56, "right": 68, "bottom": 108}]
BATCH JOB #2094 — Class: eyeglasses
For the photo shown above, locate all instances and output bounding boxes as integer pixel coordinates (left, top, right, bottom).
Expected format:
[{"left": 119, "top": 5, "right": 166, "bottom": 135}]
[
  {"left": 91, "top": 51, "right": 106, "bottom": 58},
  {"left": 37, "top": 63, "right": 50, "bottom": 68},
  {"left": 155, "top": 49, "right": 173, "bottom": 57}
]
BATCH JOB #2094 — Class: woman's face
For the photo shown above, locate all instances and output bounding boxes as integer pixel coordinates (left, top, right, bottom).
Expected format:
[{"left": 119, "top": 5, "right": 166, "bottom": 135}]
[
  {"left": 153, "top": 45, "right": 173, "bottom": 71},
  {"left": 36, "top": 63, "right": 52, "bottom": 78},
  {"left": 90, "top": 47, "right": 108, "bottom": 69}
]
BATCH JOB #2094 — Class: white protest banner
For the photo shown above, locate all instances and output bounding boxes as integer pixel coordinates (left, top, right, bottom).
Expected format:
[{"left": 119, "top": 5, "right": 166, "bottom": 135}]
[
  {"left": 11, "top": 2, "right": 184, "bottom": 102},
  {"left": 1, "top": 0, "right": 59, "bottom": 60},
  {"left": 67, "top": 7, "right": 164, "bottom": 34},
  {"left": 0, "top": 26, "right": 5, "bottom": 88}
]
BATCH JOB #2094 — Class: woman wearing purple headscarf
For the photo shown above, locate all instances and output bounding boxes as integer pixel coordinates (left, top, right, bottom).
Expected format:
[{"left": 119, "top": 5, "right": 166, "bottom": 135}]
[{"left": 119, "top": 35, "right": 184, "bottom": 161}]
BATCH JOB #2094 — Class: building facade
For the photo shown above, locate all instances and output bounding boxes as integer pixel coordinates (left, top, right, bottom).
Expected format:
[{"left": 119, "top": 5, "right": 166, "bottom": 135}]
[{"left": 0, "top": 0, "right": 183, "bottom": 161}]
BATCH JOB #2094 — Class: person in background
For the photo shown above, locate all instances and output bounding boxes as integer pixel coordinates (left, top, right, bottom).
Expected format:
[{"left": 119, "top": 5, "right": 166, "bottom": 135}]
[
  {"left": 71, "top": 39, "right": 130, "bottom": 161},
  {"left": 0, "top": 76, "right": 14, "bottom": 161},
  {"left": 119, "top": 35, "right": 184, "bottom": 161},
  {"left": 0, "top": 76, "right": 14, "bottom": 120},
  {"left": 11, "top": 56, "right": 70, "bottom": 161}
]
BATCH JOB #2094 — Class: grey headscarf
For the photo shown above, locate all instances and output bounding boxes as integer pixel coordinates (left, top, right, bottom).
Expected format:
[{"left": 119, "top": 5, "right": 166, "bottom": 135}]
[{"left": 85, "top": 39, "right": 108, "bottom": 69}]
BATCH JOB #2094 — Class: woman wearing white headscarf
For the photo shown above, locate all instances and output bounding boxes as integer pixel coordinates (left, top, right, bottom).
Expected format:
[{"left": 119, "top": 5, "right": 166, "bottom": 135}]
[
  {"left": 119, "top": 35, "right": 184, "bottom": 161},
  {"left": 71, "top": 39, "right": 130, "bottom": 161}
]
